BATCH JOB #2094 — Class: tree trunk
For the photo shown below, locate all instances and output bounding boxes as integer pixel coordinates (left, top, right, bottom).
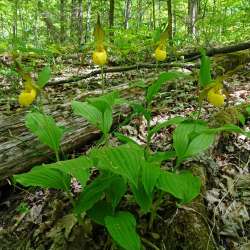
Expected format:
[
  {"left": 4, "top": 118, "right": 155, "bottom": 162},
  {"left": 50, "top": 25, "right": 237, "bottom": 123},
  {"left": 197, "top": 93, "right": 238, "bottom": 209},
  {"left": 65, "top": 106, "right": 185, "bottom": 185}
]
[
  {"left": 152, "top": 0, "right": 156, "bottom": 30},
  {"left": 85, "top": 0, "right": 91, "bottom": 42},
  {"left": 38, "top": 0, "right": 59, "bottom": 42},
  {"left": 173, "top": 0, "right": 177, "bottom": 36},
  {"left": 158, "top": 0, "right": 161, "bottom": 27},
  {"left": 188, "top": 0, "right": 199, "bottom": 37},
  {"left": 137, "top": 0, "right": 143, "bottom": 28},
  {"left": 109, "top": 0, "right": 115, "bottom": 43},
  {"left": 124, "top": 0, "right": 131, "bottom": 29},
  {"left": 34, "top": 0, "right": 39, "bottom": 47},
  {"left": 70, "top": 0, "right": 78, "bottom": 39},
  {"left": 60, "top": 0, "right": 66, "bottom": 43},
  {"left": 167, "top": 0, "right": 173, "bottom": 46},
  {"left": 12, "top": 0, "right": 18, "bottom": 40},
  {"left": 77, "top": 0, "right": 83, "bottom": 45}
]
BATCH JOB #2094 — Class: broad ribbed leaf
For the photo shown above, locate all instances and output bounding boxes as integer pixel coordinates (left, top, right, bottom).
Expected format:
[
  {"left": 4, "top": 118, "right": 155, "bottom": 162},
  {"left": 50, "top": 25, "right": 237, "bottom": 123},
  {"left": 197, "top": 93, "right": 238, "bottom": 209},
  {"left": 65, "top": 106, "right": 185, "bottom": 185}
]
[
  {"left": 87, "top": 200, "right": 113, "bottom": 225},
  {"left": 210, "top": 124, "right": 247, "bottom": 134},
  {"left": 101, "top": 106, "right": 113, "bottom": 135},
  {"left": 37, "top": 66, "right": 51, "bottom": 89},
  {"left": 14, "top": 166, "right": 70, "bottom": 191},
  {"left": 131, "top": 103, "right": 151, "bottom": 121},
  {"left": 173, "top": 121, "right": 209, "bottom": 161},
  {"left": 130, "top": 181, "right": 153, "bottom": 213},
  {"left": 25, "top": 112, "right": 64, "bottom": 152},
  {"left": 146, "top": 72, "right": 185, "bottom": 103},
  {"left": 157, "top": 171, "right": 201, "bottom": 203},
  {"left": 184, "top": 133, "right": 215, "bottom": 158},
  {"left": 88, "top": 91, "right": 119, "bottom": 112},
  {"left": 148, "top": 116, "right": 185, "bottom": 140},
  {"left": 199, "top": 50, "right": 212, "bottom": 88},
  {"left": 72, "top": 101, "right": 102, "bottom": 129},
  {"left": 49, "top": 157, "right": 92, "bottom": 187},
  {"left": 148, "top": 151, "right": 176, "bottom": 163},
  {"left": 105, "top": 212, "right": 141, "bottom": 250},
  {"left": 173, "top": 123, "right": 193, "bottom": 159},
  {"left": 114, "top": 132, "right": 139, "bottom": 145},
  {"left": 142, "top": 162, "right": 161, "bottom": 196},
  {"left": 90, "top": 144, "right": 144, "bottom": 187},
  {"left": 105, "top": 176, "right": 127, "bottom": 209},
  {"left": 75, "top": 174, "right": 115, "bottom": 215}
]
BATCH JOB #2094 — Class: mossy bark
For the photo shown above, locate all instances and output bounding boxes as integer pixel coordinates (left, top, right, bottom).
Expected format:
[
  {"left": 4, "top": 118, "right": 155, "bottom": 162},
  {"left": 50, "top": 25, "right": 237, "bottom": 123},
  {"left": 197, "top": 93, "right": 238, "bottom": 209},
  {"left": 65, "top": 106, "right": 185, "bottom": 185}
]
[{"left": 161, "top": 165, "right": 216, "bottom": 250}]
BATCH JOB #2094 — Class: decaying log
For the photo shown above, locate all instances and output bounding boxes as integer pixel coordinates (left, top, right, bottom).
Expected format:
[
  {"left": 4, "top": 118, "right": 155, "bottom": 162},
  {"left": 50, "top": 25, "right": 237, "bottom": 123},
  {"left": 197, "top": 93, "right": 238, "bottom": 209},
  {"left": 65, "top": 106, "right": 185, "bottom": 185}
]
[
  {"left": 183, "top": 41, "right": 250, "bottom": 61},
  {"left": 212, "top": 50, "right": 250, "bottom": 76},
  {"left": 47, "top": 62, "right": 196, "bottom": 86},
  {"left": 48, "top": 46, "right": 250, "bottom": 86},
  {"left": 0, "top": 83, "right": 133, "bottom": 182}
]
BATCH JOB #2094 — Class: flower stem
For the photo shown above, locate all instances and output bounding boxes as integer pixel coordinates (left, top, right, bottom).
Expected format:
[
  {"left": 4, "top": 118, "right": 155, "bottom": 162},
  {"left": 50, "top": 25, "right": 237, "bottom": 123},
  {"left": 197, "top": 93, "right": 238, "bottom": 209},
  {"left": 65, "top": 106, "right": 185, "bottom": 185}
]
[
  {"left": 101, "top": 66, "right": 104, "bottom": 94},
  {"left": 55, "top": 150, "right": 60, "bottom": 162}
]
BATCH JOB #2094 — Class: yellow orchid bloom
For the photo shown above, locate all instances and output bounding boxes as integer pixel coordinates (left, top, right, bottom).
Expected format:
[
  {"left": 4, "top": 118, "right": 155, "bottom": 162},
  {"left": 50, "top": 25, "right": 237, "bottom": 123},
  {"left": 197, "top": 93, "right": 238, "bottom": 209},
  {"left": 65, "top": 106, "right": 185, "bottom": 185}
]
[
  {"left": 18, "top": 88, "right": 37, "bottom": 107},
  {"left": 92, "top": 47, "right": 107, "bottom": 66},
  {"left": 155, "top": 45, "right": 167, "bottom": 61},
  {"left": 207, "top": 87, "right": 225, "bottom": 107}
]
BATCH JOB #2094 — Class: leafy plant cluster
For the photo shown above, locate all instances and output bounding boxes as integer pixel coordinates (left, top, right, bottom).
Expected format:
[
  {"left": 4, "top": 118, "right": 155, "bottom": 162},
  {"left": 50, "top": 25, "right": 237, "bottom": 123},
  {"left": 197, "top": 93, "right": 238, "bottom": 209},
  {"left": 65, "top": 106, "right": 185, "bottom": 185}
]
[{"left": 13, "top": 68, "right": 250, "bottom": 249}]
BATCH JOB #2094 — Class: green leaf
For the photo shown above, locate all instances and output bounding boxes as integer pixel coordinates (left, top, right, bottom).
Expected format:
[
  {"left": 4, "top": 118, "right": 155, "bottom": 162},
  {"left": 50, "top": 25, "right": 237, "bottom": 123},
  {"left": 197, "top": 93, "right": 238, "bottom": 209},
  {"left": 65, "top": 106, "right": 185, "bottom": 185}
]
[
  {"left": 105, "top": 176, "right": 127, "bottom": 209},
  {"left": 114, "top": 132, "right": 139, "bottom": 145},
  {"left": 87, "top": 200, "right": 113, "bottom": 225},
  {"left": 88, "top": 91, "right": 119, "bottom": 111},
  {"left": 199, "top": 50, "right": 212, "bottom": 88},
  {"left": 37, "top": 66, "right": 51, "bottom": 89},
  {"left": 72, "top": 101, "right": 103, "bottom": 129},
  {"left": 173, "top": 123, "right": 194, "bottom": 159},
  {"left": 173, "top": 120, "right": 210, "bottom": 162},
  {"left": 157, "top": 171, "right": 201, "bottom": 203},
  {"left": 246, "top": 106, "right": 250, "bottom": 114},
  {"left": 25, "top": 112, "right": 64, "bottom": 152},
  {"left": 146, "top": 72, "right": 185, "bottom": 103},
  {"left": 73, "top": 93, "right": 117, "bottom": 135},
  {"left": 148, "top": 116, "right": 185, "bottom": 141},
  {"left": 49, "top": 157, "right": 91, "bottom": 188},
  {"left": 130, "top": 181, "right": 153, "bottom": 213},
  {"left": 101, "top": 106, "right": 113, "bottom": 135},
  {"left": 142, "top": 162, "right": 161, "bottom": 196},
  {"left": 90, "top": 144, "right": 144, "bottom": 187},
  {"left": 75, "top": 174, "right": 115, "bottom": 215},
  {"left": 105, "top": 211, "right": 141, "bottom": 250},
  {"left": 210, "top": 124, "right": 249, "bottom": 137},
  {"left": 131, "top": 103, "right": 151, "bottom": 120},
  {"left": 14, "top": 166, "right": 70, "bottom": 191},
  {"left": 130, "top": 80, "right": 147, "bottom": 89},
  {"left": 238, "top": 113, "right": 245, "bottom": 126},
  {"left": 147, "top": 151, "right": 176, "bottom": 164},
  {"left": 184, "top": 133, "right": 215, "bottom": 158}
]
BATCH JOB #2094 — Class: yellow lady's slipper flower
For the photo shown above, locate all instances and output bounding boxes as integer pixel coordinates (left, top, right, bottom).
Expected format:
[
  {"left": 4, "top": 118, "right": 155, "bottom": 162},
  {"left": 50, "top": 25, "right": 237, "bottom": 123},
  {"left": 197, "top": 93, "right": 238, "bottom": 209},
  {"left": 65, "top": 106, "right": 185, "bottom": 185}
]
[
  {"left": 155, "top": 46, "right": 167, "bottom": 61},
  {"left": 92, "top": 48, "right": 107, "bottom": 66},
  {"left": 207, "top": 87, "right": 225, "bottom": 107},
  {"left": 18, "top": 88, "right": 37, "bottom": 107}
]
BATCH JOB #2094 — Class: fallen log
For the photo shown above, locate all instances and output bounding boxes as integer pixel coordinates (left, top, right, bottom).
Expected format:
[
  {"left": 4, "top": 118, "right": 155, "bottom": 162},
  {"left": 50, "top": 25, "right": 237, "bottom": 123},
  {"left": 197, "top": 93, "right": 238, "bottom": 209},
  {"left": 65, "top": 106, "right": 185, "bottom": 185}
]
[
  {"left": 183, "top": 41, "right": 250, "bottom": 61},
  {"left": 47, "top": 41, "right": 250, "bottom": 85},
  {"left": 47, "top": 62, "right": 195, "bottom": 86},
  {"left": 0, "top": 83, "right": 135, "bottom": 182}
]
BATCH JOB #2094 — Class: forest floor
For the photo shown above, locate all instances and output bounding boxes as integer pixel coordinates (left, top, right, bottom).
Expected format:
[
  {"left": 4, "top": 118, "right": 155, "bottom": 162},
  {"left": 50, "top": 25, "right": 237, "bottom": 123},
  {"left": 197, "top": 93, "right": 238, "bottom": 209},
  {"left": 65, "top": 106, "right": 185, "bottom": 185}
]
[{"left": 0, "top": 60, "right": 249, "bottom": 250}]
